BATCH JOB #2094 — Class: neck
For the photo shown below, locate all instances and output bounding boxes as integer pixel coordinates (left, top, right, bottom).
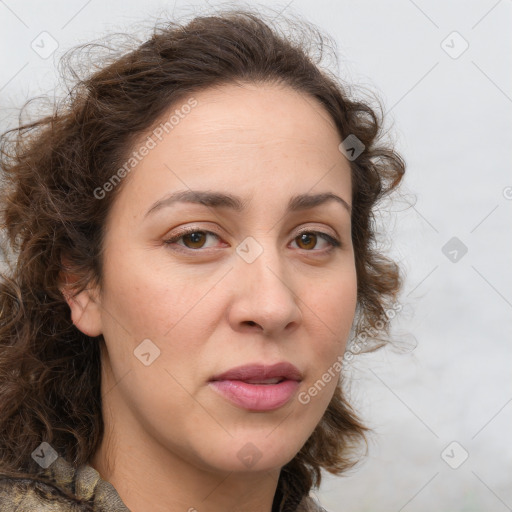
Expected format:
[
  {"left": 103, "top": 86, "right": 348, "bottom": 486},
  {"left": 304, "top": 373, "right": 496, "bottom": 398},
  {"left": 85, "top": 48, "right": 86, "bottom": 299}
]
[{"left": 89, "top": 384, "right": 281, "bottom": 512}]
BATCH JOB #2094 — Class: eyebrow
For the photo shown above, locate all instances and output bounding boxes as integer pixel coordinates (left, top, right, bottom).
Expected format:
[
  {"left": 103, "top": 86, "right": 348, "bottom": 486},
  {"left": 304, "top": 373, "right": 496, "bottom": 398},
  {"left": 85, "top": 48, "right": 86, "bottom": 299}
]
[{"left": 144, "top": 189, "right": 351, "bottom": 218}]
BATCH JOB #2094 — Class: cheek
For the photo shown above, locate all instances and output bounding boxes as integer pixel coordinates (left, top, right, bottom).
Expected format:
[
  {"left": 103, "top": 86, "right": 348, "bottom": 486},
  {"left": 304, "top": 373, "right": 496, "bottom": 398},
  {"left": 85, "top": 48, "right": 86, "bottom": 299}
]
[
  {"left": 303, "top": 269, "right": 357, "bottom": 343},
  {"left": 98, "top": 251, "right": 222, "bottom": 385},
  {"left": 101, "top": 250, "right": 202, "bottom": 335},
  {"left": 299, "top": 271, "right": 357, "bottom": 392}
]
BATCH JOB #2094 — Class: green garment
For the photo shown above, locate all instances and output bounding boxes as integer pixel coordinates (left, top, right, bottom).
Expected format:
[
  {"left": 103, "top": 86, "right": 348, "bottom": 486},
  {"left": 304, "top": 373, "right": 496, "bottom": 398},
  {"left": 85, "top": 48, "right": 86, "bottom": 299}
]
[
  {"left": 0, "top": 456, "right": 129, "bottom": 511},
  {"left": 0, "top": 456, "right": 327, "bottom": 511}
]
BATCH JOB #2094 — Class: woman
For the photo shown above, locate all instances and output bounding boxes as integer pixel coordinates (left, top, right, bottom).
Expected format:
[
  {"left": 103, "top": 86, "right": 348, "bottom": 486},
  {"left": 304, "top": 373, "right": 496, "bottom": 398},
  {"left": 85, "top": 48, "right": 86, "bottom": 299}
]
[{"left": 0, "top": 7, "right": 405, "bottom": 512}]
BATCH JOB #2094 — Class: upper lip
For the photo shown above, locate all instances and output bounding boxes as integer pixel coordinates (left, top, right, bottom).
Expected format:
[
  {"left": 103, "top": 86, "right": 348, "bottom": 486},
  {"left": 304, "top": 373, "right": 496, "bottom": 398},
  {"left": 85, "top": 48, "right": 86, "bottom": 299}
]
[{"left": 210, "top": 362, "right": 303, "bottom": 382}]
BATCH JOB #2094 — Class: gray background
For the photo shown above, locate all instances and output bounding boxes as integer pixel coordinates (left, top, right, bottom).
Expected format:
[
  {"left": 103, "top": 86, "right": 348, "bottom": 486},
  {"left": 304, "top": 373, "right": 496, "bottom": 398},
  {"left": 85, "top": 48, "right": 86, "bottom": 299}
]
[{"left": 1, "top": 1, "right": 511, "bottom": 511}]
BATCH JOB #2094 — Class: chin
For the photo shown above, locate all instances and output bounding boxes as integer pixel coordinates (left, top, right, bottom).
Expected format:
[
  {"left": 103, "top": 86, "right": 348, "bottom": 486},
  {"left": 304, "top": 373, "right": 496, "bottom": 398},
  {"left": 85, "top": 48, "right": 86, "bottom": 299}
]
[{"left": 194, "top": 432, "right": 304, "bottom": 474}]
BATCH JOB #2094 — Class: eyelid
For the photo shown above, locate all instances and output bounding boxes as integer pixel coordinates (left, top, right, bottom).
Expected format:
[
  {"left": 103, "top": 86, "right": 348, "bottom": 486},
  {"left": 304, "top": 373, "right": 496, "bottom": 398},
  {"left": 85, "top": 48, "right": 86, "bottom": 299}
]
[
  {"left": 164, "top": 227, "right": 226, "bottom": 250},
  {"left": 163, "top": 225, "right": 342, "bottom": 252},
  {"left": 294, "top": 225, "right": 340, "bottom": 242}
]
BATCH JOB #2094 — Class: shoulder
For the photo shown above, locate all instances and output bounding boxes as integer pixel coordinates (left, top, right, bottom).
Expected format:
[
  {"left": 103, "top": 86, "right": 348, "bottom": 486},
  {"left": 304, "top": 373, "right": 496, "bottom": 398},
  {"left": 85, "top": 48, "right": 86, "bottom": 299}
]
[
  {"left": 0, "top": 475, "right": 93, "bottom": 511},
  {"left": 0, "top": 456, "right": 129, "bottom": 511}
]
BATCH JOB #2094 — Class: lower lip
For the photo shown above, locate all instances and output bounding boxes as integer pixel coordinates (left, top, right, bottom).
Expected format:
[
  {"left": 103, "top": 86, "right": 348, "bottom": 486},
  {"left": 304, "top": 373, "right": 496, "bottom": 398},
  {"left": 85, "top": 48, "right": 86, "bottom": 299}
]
[{"left": 209, "top": 379, "right": 300, "bottom": 411}]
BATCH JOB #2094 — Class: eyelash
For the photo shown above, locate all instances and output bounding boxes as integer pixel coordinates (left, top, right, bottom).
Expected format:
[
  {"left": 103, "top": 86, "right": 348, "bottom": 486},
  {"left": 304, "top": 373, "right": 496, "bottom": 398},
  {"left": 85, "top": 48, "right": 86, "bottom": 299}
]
[{"left": 163, "top": 227, "right": 341, "bottom": 254}]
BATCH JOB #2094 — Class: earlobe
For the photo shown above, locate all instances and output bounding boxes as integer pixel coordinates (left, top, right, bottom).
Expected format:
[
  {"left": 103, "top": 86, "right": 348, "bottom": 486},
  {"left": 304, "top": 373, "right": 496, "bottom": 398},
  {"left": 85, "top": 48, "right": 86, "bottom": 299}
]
[
  {"left": 59, "top": 259, "right": 103, "bottom": 337},
  {"left": 64, "top": 287, "right": 103, "bottom": 337}
]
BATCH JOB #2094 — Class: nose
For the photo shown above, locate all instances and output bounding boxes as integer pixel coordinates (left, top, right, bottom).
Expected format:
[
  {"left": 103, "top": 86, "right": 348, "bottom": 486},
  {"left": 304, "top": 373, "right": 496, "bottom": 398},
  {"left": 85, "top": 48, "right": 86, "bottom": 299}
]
[{"left": 227, "top": 238, "right": 303, "bottom": 337}]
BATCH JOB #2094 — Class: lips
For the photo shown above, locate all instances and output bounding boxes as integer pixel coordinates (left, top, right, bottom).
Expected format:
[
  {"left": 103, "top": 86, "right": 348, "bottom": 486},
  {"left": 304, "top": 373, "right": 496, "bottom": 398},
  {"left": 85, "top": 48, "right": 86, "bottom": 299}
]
[
  {"left": 208, "top": 362, "right": 303, "bottom": 411},
  {"left": 209, "top": 362, "right": 303, "bottom": 383}
]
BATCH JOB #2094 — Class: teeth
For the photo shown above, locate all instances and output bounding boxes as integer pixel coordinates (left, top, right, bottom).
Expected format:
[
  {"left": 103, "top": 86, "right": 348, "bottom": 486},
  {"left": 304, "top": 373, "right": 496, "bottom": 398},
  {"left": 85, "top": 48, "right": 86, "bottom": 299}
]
[{"left": 244, "top": 378, "right": 283, "bottom": 384}]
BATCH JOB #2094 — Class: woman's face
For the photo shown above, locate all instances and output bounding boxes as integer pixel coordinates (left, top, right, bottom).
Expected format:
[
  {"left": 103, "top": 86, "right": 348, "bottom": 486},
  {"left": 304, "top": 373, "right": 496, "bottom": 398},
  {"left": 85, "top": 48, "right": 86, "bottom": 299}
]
[{"left": 70, "top": 81, "right": 356, "bottom": 475}]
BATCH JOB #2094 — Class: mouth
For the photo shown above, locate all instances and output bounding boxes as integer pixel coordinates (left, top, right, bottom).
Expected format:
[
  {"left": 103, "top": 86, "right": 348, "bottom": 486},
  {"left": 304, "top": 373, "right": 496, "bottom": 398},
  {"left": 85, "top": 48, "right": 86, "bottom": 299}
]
[
  {"left": 239, "top": 377, "right": 285, "bottom": 384},
  {"left": 208, "top": 362, "right": 303, "bottom": 411}
]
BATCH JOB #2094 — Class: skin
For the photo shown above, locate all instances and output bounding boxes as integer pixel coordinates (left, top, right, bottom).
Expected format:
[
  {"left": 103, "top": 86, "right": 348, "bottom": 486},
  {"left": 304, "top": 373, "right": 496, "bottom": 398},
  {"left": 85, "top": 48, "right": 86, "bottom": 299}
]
[{"left": 62, "top": 81, "right": 357, "bottom": 512}]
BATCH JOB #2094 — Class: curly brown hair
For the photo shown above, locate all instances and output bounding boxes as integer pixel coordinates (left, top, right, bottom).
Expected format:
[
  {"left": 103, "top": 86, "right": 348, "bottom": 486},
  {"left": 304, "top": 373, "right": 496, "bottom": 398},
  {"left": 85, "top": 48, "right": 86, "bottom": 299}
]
[{"left": 0, "top": 7, "right": 405, "bottom": 511}]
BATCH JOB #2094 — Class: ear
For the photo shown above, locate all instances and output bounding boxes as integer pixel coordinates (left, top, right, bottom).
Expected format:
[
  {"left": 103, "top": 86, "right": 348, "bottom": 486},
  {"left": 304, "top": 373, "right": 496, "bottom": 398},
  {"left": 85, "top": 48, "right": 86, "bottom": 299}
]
[{"left": 59, "top": 257, "right": 103, "bottom": 338}]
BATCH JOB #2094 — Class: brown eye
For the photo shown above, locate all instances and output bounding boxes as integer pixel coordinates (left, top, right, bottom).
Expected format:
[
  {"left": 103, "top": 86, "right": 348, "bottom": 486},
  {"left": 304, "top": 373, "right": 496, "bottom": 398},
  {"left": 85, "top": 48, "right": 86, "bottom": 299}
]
[
  {"left": 295, "top": 232, "right": 318, "bottom": 250},
  {"left": 291, "top": 230, "right": 341, "bottom": 252},
  {"left": 164, "top": 228, "right": 341, "bottom": 254},
  {"left": 182, "top": 231, "right": 208, "bottom": 249},
  {"left": 164, "top": 229, "right": 221, "bottom": 251}
]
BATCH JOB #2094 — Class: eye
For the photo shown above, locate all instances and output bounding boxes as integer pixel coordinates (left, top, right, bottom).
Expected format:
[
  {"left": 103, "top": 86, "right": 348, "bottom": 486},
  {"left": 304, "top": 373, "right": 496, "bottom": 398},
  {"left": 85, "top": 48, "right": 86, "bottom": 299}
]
[
  {"left": 163, "top": 229, "right": 221, "bottom": 250},
  {"left": 291, "top": 230, "right": 341, "bottom": 252},
  {"left": 163, "top": 227, "right": 341, "bottom": 253}
]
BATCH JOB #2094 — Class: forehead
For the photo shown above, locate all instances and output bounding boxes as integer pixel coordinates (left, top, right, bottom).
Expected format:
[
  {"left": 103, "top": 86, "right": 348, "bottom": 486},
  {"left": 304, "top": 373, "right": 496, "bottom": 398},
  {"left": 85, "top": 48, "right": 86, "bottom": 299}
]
[
  {"left": 108, "top": 81, "right": 351, "bottom": 219},
  {"left": 178, "top": 81, "right": 339, "bottom": 145}
]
